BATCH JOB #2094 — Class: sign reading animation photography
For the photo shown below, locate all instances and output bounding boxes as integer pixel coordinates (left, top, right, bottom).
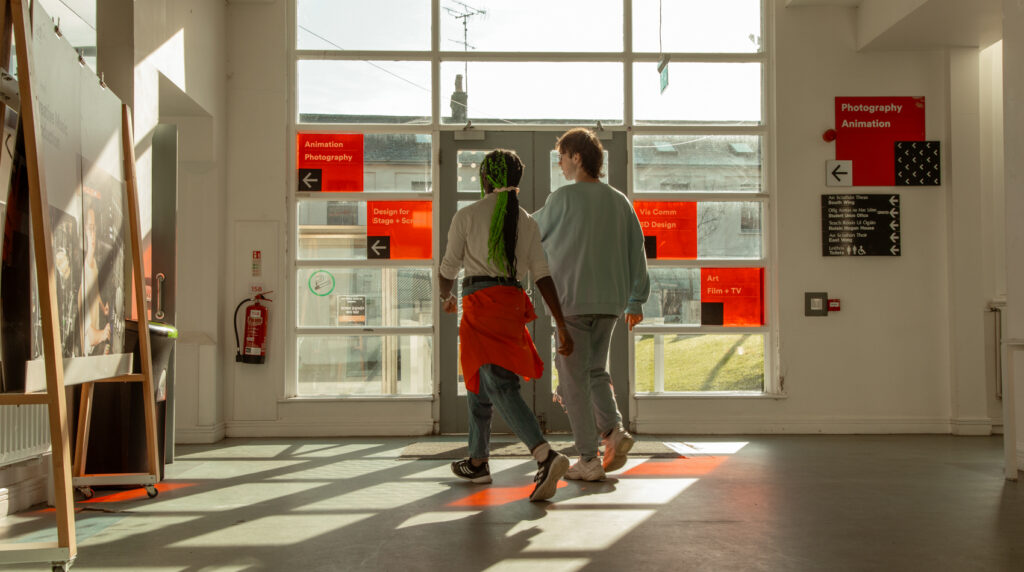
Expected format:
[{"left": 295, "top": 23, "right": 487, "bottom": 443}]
[
  {"left": 366, "top": 201, "right": 432, "bottom": 260},
  {"left": 296, "top": 133, "right": 364, "bottom": 191},
  {"left": 834, "top": 97, "right": 925, "bottom": 186},
  {"left": 0, "top": 3, "right": 128, "bottom": 391}
]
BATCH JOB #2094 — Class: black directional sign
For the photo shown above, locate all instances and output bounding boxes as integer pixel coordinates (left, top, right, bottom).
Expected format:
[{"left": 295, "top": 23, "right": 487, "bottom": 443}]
[
  {"left": 894, "top": 141, "right": 940, "bottom": 186},
  {"left": 821, "top": 194, "right": 901, "bottom": 257},
  {"left": 367, "top": 236, "right": 390, "bottom": 259},
  {"left": 298, "top": 168, "right": 322, "bottom": 191}
]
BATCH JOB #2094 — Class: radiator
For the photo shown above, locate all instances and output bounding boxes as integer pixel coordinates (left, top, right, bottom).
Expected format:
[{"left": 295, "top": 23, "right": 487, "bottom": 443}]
[{"left": 0, "top": 404, "right": 51, "bottom": 466}]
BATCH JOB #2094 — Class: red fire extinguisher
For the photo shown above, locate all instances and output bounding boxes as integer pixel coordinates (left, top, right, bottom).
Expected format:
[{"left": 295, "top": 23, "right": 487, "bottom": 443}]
[{"left": 235, "top": 292, "right": 272, "bottom": 364}]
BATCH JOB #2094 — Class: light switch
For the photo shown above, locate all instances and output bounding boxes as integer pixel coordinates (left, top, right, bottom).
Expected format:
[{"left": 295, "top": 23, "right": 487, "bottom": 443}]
[{"left": 805, "top": 292, "right": 828, "bottom": 316}]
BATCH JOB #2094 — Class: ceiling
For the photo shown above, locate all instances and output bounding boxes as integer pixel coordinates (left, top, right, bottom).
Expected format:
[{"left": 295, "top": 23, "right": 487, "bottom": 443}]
[{"left": 786, "top": 0, "right": 1002, "bottom": 50}]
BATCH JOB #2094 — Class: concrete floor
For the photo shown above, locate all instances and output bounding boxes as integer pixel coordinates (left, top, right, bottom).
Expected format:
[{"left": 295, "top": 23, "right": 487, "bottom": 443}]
[{"left": 1, "top": 434, "right": 1022, "bottom": 571}]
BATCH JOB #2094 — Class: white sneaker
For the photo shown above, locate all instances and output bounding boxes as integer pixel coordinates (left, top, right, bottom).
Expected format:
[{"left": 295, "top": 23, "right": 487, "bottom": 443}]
[
  {"left": 602, "top": 426, "right": 635, "bottom": 472},
  {"left": 565, "top": 456, "right": 605, "bottom": 481}
]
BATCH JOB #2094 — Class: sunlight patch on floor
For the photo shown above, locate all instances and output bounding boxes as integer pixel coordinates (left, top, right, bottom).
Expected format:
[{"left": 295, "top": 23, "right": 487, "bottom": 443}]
[
  {"left": 482, "top": 558, "right": 591, "bottom": 572},
  {"left": 297, "top": 480, "right": 450, "bottom": 511},
  {"left": 267, "top": 459, "right": 415, "bottom": 481},
  {"left": 505, "top": 509, "right": 655, "bottom": 552},
  {"left": 664, "top": 441, "right": 749, "bottom": 455},
  {"left": 556, "top": 478, "right": 697, "bottom": 505},
  {"left": 396, "top": 510, "right": 483, "bottom": 529},
  {"left": 129, "top": 482, "right": 323, "bottom": 513},
  {"left": 172, "top": 460, "right": 307, "bottom": 480},
  {"left": 168, "top": 513, "right": 375, "bottom": 547}
]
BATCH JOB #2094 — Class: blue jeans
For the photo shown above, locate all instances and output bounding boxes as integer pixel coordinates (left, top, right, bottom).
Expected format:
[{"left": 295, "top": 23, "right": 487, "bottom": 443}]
[
  {"left": 554, "top": 315, "right": 623, "bottom": 459},
  {"left": 463, "top": 280, "right": 546, "bottom": 460}
]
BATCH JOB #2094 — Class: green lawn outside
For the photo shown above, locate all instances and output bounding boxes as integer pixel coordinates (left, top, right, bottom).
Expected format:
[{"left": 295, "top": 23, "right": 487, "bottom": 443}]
[{"left": 634, "top": 333, "right": 764, "bottom": 392}]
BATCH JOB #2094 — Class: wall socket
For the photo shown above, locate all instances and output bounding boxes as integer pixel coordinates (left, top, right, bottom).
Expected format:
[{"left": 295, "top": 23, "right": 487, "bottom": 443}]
[{"left": 805, "top": 292, "right": 829, "bottom": 316}]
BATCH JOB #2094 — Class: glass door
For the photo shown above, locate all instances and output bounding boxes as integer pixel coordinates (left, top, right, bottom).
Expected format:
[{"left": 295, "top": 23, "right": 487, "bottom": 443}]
[{"left": 439, "top": 130, "right": 628, "bottom": 436}]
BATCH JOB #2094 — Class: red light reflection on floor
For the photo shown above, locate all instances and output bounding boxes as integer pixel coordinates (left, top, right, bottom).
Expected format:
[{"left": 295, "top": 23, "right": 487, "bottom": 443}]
[
  {"left": 79, "top": 482, "right": 197, "bottom": 504},
  {"left": 621, "top": 456, "right": 726, "bottom": 477},
  {"left": 27, "top": 482, "right": 196, "bottom": 513},
  {"left": 447, "top": 481, "right": 568, "bottom": 507}
]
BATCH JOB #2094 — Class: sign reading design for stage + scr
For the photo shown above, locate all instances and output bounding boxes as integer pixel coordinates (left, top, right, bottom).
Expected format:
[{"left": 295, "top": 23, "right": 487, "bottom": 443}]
[{"left": 366, "top": 201, "right": 432, "bottom": 260}]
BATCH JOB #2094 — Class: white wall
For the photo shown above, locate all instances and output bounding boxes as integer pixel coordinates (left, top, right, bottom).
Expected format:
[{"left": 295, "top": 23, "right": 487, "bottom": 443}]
[
  {"left": 97, "top": 0, "right": 229, "bottom": 443},
  {"left": 1003, "top": 0, "right": 1024, "bottom": 464},
  {"left": 636, "top": 2, "right": 993, "bottom": 433}
]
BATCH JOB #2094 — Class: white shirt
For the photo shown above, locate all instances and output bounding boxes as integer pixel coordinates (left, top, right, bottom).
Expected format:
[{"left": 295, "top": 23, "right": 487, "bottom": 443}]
[{"left": 439, "top": 192, "right": 550, "bottom": 283}]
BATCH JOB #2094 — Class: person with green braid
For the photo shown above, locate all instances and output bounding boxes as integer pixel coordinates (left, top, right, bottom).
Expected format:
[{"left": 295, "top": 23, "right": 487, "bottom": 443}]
[{"left": 438, "top": 149, "right": 573, "bottom": 502}]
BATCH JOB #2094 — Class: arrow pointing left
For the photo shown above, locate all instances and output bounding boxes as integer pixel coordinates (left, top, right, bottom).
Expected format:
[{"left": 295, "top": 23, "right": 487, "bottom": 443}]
[{"left": 302, "top": 172, "right": 318, "bottom": 188}]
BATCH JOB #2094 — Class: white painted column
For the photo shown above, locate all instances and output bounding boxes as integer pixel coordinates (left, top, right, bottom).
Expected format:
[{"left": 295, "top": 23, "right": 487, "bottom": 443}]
[{"left": 1003, "top": 0, "right": 1024, "bottom": 468}]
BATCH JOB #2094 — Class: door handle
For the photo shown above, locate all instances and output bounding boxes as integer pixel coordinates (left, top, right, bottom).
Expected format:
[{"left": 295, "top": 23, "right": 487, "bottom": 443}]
[{"left": 155, "top": 273, "right": 165, "bottom": 320}]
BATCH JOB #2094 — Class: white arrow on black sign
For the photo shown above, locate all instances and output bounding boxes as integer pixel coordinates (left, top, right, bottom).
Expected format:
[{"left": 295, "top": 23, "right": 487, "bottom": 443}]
[
  {"left": 302, "top": 172, "right": 318, "bottom": 188},
  {"left": 371, "top": 239, "right": 387, "bottom": 256},
  {"left": 890, "top": 245, "right": 900, "bottom": 255}
]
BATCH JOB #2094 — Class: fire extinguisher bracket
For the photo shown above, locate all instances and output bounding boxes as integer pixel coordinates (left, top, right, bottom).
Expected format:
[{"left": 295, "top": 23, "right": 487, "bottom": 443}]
[{"left": 234, "top": 292, "right": 272, "bottom": 364}]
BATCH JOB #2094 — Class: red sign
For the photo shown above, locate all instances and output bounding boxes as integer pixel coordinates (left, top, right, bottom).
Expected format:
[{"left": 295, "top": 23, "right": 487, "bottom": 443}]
[
  {"left": 366, "top": 201, "right": 432, "bottom": 260},
  {"left": 835, "top": 97, "right": 925, "bottom": 186},
  {"left": 297, "top": 133, "right": 364, "bottom": 191},
  {"left": 634, "top": 201, "right": 697, "bottom": 259},
  {"left": 700, "top": 268, "right": 764, "bottom": 326}
]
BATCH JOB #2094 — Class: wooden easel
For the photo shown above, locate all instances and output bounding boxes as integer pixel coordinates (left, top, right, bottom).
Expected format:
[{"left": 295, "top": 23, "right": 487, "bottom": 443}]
[{"left": 0, "top": 0, "right": 160, "bottom": 569}]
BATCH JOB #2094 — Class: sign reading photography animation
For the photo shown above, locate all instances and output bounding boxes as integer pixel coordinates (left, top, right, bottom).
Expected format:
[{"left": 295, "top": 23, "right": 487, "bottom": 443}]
[
  {"left": 366, "top": 201, "right": 432, "bottom": 260},
  {"left": 834, "top": 97, "right": 925, "bottom": 186},
  {"left": 296, "top": 133, "right": 364, "bottom": 191}
]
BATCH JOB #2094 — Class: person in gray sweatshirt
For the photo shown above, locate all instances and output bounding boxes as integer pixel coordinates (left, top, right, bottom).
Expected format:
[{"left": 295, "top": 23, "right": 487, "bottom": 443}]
[{"left": 532, "top": 128, "right": 651, "bottom": 482}]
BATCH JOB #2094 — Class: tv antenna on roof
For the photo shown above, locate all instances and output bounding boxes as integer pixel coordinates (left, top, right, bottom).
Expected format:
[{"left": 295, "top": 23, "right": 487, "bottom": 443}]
[{"left": 445, "top": 1, "right": 485, "bottom": 94}]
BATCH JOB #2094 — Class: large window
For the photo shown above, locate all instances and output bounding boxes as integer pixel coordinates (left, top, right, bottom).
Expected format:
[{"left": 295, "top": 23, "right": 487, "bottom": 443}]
[{"left": 292, "top": 0, "right": 769, "bottom": 397}]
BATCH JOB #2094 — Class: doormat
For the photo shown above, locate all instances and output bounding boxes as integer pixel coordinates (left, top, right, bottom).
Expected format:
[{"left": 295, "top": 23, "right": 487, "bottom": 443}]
[{"left": 398, "top": 439, "right": 680, "bottom": 460}]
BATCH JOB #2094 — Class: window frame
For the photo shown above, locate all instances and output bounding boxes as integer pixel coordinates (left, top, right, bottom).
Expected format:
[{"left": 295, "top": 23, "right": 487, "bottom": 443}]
[{"left": 287, "top": 0, "right": 775, "bottom": 400}]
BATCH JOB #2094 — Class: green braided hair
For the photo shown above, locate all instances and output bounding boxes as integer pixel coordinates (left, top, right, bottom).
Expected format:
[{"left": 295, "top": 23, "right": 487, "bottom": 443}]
[{"left": 479, "top": 149, "right": 524, "bottom": 278}]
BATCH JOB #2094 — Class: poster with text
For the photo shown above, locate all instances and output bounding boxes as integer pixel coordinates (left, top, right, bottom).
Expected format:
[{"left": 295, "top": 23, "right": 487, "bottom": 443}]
[
  {"left": 700, "top": 267, "right": 764, "bottom": 326},
  {"left": 634, "top": 201, "right": 698, "bottom": 259},
  {"left": 366, "top": 201, "right": 432, "bottom": 260},
  {"left": 835, "top": 96, "right": 925, "bottom": 186},
  {"left": 297, "top": 133, "right": 364, "bottom": 191}
]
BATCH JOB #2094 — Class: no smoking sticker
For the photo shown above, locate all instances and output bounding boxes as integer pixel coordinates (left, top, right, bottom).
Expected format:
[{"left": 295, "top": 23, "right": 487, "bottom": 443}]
[{"left": 308, "top": 270, "right": 336, "bottom": 296}]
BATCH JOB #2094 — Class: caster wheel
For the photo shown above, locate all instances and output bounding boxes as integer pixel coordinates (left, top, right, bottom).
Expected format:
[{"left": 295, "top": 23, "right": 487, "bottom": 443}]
[
  {"left": 77, "top": 487, "right": 94, "bottom": 500},
  {"left": 145, "top": 485, "right": 158, "bottom": 498}
]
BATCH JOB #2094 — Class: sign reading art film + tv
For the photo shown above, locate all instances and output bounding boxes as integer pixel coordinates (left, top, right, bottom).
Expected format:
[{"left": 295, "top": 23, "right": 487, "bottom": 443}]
[{"left": 700, "top": 268, "right": 764, "bottom": 326}]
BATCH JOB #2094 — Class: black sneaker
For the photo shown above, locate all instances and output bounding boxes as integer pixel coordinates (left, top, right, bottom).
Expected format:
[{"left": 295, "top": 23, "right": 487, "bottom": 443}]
[
  {"left": 529, "top": 450, "right": 569, "bottom": 502},
  {"left": 451, "top": 458, "right": 492, "bottom": 484}
]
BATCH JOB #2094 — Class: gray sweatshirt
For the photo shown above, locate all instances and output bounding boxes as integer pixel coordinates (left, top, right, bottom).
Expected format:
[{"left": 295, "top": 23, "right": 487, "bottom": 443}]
[{"left": 532, "top": 182, "right": 650, "bottom": 316}]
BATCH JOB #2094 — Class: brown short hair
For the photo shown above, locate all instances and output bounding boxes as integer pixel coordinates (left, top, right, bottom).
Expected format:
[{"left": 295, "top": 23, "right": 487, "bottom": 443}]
[{"left": 556, "top": 128, "right": 604, "bottom": 179}]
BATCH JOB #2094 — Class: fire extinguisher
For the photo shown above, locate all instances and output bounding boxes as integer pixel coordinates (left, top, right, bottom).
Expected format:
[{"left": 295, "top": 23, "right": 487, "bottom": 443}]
[{"left": 235, "top": 292, "right": 272, "bottom": 364}]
